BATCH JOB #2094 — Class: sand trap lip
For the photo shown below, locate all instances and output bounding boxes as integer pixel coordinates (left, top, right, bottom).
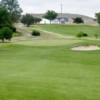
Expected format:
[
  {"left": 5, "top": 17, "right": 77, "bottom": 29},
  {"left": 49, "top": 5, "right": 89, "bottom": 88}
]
[{"left": 71, "top": 45, "right": 100, "bottom": 51}]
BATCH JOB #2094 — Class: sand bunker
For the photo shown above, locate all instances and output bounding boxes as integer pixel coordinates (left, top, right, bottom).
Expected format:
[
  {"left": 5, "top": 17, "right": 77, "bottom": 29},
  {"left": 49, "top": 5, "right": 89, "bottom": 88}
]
[{"left": 72, "top": 45, "right": 100, "bottom": 51}]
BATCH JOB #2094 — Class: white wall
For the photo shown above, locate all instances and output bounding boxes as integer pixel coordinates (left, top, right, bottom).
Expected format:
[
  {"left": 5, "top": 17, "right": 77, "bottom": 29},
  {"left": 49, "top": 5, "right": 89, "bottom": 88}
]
[
  {"left": 40, "top": 18, "right": 68, "bottom": 24},
  {"left": 40, "top": 18, "right": 50, "bottom": 24}
]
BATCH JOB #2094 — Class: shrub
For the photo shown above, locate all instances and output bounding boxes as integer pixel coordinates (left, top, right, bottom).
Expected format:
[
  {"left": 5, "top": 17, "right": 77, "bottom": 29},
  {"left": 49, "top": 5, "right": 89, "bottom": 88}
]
[
  {"left": 32, "top": 30, "right": 40, "bottom": 36},
  {"left": 0, "top": 27, "right": 13, "bottom": 42},
  {"left": 73, "top": 17, "right": 84, "bottom": 24},
  {"left": 77, "top": 32, "right": 88, "bottom": 38}
]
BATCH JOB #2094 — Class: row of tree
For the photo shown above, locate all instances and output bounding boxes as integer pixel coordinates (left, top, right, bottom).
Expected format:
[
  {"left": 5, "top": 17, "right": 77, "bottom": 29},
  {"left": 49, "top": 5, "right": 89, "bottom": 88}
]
[
  {"left": 21, "top": 11, "right": 85, "bottom": 26},
  {"left": 21, "top": 10, "right": 58, "bottom": 27}
]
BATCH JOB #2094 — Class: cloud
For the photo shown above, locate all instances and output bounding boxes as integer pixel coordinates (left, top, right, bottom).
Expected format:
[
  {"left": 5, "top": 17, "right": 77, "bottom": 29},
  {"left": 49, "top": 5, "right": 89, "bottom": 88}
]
[{"left": 18, "top": 0, "right": 100, "bottom": 17}]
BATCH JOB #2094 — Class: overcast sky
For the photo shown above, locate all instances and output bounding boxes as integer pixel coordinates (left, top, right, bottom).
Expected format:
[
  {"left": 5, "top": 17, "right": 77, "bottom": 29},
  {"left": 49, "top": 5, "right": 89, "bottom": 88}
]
[{"left": 18, "top": 0, "right": 100, "bottom": 17}]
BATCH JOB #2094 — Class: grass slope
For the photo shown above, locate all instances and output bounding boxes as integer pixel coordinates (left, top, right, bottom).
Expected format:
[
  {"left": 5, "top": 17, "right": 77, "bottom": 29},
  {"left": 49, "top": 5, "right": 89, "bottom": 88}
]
[
  {"left": 33, "top": 24, "right": 100, "bottom": 36},
  {"left": 0, "top": 41, "right": 100, "bottom": 100}
]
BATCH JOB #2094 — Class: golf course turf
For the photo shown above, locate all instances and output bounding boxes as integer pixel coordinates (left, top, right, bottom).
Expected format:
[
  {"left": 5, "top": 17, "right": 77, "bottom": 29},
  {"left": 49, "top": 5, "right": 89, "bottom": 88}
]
[
  {"left": 0, "top": 39, "right": 100, "bottom": 100},
  {"left": 0, "top": 24, "right": 100, "bottom": 100}
]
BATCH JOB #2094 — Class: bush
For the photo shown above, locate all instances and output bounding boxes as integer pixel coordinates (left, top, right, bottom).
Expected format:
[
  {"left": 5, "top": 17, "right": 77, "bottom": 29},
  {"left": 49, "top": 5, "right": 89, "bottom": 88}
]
[
  {"left": 73, "top": 17, "right": 84, "bottom": 24},
  {"left": 32, "top": 30, "right": 40, "bottom": 36},
  {"left": 0, "top": 27, "right": 13, "bottom": 42},
  {"left": 77, "top": 32, "right": 88, "bottom": 38}
]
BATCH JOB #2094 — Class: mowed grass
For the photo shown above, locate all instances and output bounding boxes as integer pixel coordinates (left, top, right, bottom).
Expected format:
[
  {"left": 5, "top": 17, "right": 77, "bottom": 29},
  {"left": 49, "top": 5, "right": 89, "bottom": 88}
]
[
  {"left": 33, "top": 24, "right": 100, "bottom": 36},
  {"left": 13, "top": 39, "right": 81, "bottom": 46},
  {"left": 0, "top": 40, "right": 100, "bottom": 100}
]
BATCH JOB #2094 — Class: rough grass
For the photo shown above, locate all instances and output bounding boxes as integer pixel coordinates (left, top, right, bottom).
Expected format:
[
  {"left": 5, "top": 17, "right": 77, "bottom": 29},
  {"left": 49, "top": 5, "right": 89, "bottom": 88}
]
[
  {"left": 0, "top": 40, "right": 100, "bottom": 100},
  {"left": 33, "top": 24, "right": 100, "bottom": 37}
]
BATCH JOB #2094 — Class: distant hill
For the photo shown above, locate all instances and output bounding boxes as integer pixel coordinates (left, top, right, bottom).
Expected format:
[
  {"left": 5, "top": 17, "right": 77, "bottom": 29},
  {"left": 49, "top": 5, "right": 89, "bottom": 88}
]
[{"left": 32, "top": 13, "right": 97, "bottom": 24}]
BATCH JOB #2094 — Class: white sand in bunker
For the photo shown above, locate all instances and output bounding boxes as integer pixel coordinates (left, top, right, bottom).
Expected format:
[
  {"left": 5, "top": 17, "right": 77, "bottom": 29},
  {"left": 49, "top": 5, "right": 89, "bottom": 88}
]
[{"left": 71, "top": 45, "right": 100, "bottom": 51}]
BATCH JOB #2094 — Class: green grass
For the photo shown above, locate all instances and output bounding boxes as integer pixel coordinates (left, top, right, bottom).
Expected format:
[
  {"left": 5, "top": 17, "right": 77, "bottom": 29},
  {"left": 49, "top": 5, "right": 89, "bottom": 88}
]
[
  {"left": 1, "top": 24, "right": 100, "bottom": 100},
  {"left": 33, "top": 24, "right": 100, "bottom": 36},
  {"left": 13, "top": 39, "right": 81, "bottom": 46},
  {"left": 0, "top": 40, "right": 100, "bottom": 100}
]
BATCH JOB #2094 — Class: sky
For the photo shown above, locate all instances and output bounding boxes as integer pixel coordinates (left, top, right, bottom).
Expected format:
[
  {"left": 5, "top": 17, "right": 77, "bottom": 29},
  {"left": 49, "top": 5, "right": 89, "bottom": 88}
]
[{"left": 18, "top": 0, "right": 100, "bottom": 17}]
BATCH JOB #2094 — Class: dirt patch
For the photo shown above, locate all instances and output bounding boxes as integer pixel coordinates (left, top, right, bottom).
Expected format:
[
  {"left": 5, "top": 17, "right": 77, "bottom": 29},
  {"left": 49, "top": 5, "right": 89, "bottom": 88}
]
[{"left": 71, "top": 45, "right": 100, "bottom": 51}]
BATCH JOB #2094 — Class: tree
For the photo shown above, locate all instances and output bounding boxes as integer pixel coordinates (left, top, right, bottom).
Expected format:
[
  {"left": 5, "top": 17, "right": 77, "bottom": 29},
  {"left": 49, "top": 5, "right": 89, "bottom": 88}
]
[
  {"left": 0, "top": 6, "right": 14, "bottom": 42},
  {"left": 0, "top": 6, "right": 12, "bottom": 28},
  {"left": 0, "top": 27, "right": 13, "bottom": 42},
  {"left": 1, "top": 0, "right": 22, "bottom": 22},
  {"left": 73, "top": 17, "right": 84, "bottom": 24},
  {"left": 43, "top": 10, "right": 58, "bottom": 24},
  {"left": 21, "top": 14, "right": 41, "bottom": 26},
  {"left": 95, "top": 12, "right": 100, "bottom": 25},
  {"left": 21, "top": 14, "right": 34, "bottom": 27}
]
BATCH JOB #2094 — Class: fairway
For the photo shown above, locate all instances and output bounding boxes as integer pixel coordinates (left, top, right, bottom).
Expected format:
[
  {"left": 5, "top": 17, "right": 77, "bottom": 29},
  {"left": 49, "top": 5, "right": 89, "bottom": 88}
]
[
  {"left": 33, "top": 24, "right": 100, "bottom": 36},
  {"left": 0, "top": 40, "right": 100, "bottom": 100}
]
